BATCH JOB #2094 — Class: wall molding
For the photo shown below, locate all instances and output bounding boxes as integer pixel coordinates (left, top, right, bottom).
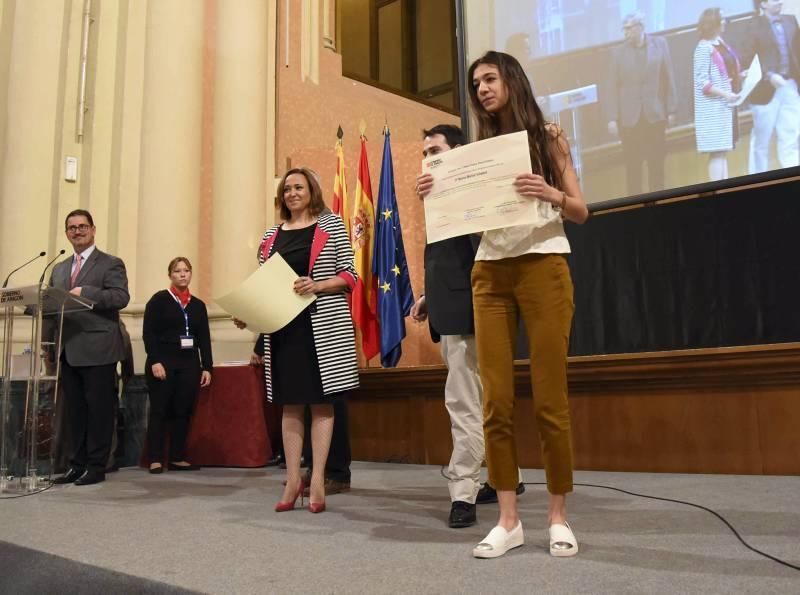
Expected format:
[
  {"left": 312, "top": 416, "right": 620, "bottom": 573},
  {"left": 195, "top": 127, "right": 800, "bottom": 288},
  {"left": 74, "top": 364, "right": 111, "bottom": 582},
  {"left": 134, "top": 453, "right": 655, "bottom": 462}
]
[{"left": 350, "top": 343, "right": 800, "bottom": 475}]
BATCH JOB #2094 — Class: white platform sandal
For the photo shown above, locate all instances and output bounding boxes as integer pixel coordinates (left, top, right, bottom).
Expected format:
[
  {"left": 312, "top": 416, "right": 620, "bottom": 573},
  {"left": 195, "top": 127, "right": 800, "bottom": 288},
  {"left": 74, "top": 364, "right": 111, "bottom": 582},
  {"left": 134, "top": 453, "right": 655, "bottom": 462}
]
[
  {"left": 472, "top": 521, "right": 524, "bottom": 559},
  {"left": 549, "top": 522, "right": 578, "bottom": 557}
]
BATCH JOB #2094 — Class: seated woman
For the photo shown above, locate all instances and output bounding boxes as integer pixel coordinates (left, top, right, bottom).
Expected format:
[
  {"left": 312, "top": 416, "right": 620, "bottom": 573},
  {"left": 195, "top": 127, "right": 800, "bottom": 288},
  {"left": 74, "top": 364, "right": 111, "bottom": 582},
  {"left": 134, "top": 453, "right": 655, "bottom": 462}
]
[
  {"left": 235, "top": 167, "right": 358, "bottom": 514},
  {"left": 143, "top": 257, "right": 212, "bottom": 473}
]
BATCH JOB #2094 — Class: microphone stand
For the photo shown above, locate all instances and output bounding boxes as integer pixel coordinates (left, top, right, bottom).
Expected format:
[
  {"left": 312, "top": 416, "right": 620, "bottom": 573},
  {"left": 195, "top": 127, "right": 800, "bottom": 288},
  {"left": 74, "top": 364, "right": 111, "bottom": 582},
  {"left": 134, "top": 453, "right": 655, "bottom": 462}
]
[{"left": 2, "top": 251, "right": 47, "bottom": 288}]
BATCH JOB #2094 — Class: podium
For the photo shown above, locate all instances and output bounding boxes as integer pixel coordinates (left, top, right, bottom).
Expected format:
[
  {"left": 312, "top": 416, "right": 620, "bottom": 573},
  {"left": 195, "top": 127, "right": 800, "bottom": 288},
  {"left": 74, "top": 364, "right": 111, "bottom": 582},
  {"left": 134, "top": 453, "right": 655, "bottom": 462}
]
[
  {"left": 0, "top": 284, "right": 93, "bottom": 493},
  {"left": 543, "top": 84, "right": 598, "bottom": 181}
]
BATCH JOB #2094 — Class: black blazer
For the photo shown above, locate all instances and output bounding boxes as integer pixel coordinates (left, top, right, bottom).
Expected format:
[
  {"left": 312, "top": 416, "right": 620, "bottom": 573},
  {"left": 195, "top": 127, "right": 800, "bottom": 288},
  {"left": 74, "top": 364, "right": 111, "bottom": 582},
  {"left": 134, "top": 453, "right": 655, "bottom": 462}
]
[
  {"left": 745, "top": 14, "right": 800, "bottom": 105},
  {"left": 143, "top": 290, "right": 213, "bottom": 371},
  {"left": 423, "top": 235, "right": 480, "bottom": 341},
  {"left": 605, "top": 35, "right": 678, "bottom": 126}
]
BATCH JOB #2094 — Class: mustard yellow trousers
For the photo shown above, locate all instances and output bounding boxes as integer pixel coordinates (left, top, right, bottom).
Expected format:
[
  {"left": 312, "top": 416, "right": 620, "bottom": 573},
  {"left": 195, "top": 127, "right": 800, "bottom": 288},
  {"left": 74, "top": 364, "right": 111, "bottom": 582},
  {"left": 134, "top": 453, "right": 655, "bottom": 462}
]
[{"left": 471, "top": 253, "right": 575, "bottom": 494}]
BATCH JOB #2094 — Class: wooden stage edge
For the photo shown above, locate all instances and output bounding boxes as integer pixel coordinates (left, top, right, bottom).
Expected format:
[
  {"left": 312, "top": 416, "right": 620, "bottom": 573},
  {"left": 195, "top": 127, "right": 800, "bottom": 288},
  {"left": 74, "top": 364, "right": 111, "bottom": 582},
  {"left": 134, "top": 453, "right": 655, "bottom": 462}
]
[{"left": 349, "top": 343, "right": 800, "bottom": 476}]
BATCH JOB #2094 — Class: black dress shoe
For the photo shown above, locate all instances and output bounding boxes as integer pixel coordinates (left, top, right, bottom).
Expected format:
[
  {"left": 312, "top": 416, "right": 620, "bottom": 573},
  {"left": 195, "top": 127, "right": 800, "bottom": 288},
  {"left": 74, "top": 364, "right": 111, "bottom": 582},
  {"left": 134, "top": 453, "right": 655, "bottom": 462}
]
[
  {"left": 74, "top": 470, "right": 105, "bottom": 486},
  {"left": 449, "top": 501, "right": 477, "bottom": 528},
  {"left": 265, "top": 453, "right": 283, "bottom": 467},
  {"left": 53, "top": 468, "right": 85, "bottom": 484},
  {"left": 168, "top": 462, "right": 200, "bottom": 471},
  {"left": 301, "top": 471, "right": 350, "bottom": 497},
  {"left": 324, "top": 479, "right": 350, "bottom": 495},
  {"left": 475, "top": 482, "right": 526, "bottom": 505}
]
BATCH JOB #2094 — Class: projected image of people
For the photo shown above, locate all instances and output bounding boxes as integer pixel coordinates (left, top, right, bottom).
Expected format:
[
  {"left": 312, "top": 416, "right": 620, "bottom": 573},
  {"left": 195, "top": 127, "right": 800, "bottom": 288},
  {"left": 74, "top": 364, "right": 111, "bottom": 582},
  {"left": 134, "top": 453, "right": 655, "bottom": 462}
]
[
  {"left": 606, "top": 11, "right": 677, "bottom": 195},
  {"left": 694, "top": 8, "right": 743, "bottom": 181},
  {"left": 466, "top": 0, "right": 800, "bottom": 205},
  {"left": 746, "top": 0, "right": 800, "bottom": 174}
]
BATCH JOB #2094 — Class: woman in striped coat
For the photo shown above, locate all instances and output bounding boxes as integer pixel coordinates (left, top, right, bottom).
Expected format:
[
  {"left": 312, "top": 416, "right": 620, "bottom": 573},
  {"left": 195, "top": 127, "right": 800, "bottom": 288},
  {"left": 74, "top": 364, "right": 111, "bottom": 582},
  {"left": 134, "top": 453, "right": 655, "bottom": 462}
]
[
  {"left": 237, "top": 167, "right": 358, "bottom": 513},
  {"left": 693, "top": 8, "right": 742, "bottom": 181}
]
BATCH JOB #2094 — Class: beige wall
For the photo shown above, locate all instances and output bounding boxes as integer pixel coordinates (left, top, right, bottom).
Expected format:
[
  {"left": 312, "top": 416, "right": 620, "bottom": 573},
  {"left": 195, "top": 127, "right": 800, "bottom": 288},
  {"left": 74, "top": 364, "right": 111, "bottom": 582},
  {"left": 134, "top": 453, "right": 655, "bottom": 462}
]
[
  {"left": 0, "top": 0, "right": 277, "bottom": 370},
  {"left": 1, "top": 0, "right": 456, "bottom": 371},
  {"left": 277, "top": 0, "right": 458, "bottom": 368}
]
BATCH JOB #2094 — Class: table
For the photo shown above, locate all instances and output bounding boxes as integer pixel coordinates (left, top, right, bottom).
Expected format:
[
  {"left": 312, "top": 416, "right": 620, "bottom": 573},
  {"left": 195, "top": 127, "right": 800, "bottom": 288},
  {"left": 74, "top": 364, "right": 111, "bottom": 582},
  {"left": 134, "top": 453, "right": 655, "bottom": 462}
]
[{"left": 142, "top": 364, "right": 275, "bottom": 468}]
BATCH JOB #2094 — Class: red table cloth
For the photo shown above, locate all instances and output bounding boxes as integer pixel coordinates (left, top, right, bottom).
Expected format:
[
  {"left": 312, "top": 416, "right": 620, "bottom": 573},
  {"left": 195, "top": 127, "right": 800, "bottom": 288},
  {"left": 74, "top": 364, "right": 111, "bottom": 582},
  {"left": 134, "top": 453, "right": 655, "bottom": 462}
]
[
  {"left": 141, "top": 364, "right": 273, "bottom": 468},
  {"left": 186, "top": 364, "right": 272, "bottom": 467}
]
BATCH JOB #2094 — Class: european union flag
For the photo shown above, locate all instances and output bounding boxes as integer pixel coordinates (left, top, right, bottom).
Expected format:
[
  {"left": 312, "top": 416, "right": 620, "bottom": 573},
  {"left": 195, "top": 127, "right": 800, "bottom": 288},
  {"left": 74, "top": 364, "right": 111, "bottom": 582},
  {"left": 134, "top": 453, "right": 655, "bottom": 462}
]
[{"left": 373, "top": 128, "right": 414, "bottom": 367}]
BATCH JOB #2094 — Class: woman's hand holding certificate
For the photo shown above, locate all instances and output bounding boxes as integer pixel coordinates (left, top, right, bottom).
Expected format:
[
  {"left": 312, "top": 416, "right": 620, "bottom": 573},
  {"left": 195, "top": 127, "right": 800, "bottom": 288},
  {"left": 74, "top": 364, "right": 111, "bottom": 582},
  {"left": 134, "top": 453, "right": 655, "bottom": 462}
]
[
  {"left": 421, "top": 131, "right": 555, "bottom": 244},
  {"left": 513, "top": 173, "right": 563, "bottom": 205}
]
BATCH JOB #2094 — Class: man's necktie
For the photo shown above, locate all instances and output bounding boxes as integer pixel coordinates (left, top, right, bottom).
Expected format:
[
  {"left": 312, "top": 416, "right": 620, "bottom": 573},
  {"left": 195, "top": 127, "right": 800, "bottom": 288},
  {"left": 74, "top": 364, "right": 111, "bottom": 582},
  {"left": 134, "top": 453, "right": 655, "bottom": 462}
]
[{"left": 69, "top": 255, "right": 82, "bottom": 288}]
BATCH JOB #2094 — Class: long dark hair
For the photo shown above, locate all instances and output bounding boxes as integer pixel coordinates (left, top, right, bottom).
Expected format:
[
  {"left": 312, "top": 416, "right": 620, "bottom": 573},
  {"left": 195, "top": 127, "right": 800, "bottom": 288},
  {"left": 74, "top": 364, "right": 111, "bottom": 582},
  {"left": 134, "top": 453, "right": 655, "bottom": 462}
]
[{"left": 467, "top": 51, "right": 568, "bottom": 190}]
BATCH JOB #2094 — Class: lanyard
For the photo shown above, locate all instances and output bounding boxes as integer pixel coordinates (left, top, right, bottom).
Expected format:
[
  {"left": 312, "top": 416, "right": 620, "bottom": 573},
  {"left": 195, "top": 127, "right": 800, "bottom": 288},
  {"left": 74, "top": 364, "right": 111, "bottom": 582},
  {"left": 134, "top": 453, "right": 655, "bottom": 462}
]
[{"left": 169, "top": 291, "right": 190, "bottom": 335}]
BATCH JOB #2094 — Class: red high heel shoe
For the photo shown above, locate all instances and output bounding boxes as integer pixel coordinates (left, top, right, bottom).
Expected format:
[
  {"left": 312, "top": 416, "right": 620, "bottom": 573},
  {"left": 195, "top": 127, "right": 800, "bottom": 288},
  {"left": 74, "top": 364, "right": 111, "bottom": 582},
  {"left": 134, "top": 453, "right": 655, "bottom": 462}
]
[
  {"left": 308, "top": 500, "right": 326, "bottom": 514},
  {"left": 308, "top": 481, "right": 325, "bottom": 513},
  {"left": 275, "top": 479, "right": 304, "bottom": 512}
]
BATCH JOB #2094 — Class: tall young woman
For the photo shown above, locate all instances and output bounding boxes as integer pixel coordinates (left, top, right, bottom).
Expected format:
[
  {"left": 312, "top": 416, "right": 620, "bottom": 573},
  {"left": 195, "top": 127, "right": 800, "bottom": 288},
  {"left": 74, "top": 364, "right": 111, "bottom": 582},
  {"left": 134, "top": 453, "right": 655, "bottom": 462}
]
[
  {"left": 235, "top": 168, "right": 358, "bottom": 514},
  {"left": 143, "top": 257, "right": 212, "bottom": 474},
  {"left": 466, "top": 51, "right": 589, "bottom": 558}
]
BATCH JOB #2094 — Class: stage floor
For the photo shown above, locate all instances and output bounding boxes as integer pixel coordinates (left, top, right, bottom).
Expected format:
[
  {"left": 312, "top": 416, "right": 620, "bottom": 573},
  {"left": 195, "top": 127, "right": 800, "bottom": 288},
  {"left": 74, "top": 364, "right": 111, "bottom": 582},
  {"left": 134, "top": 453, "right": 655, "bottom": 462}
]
[{"left": 1, "top": 462, "right": 798, "bottom": 594}]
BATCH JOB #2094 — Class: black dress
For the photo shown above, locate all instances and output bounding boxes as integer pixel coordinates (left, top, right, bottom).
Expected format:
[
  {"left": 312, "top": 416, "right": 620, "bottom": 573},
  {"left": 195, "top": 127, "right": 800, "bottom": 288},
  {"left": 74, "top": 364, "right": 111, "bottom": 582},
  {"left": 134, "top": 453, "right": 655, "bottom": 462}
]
[{"left": 270, "top": 224, "right": 327, "bottom": 405}]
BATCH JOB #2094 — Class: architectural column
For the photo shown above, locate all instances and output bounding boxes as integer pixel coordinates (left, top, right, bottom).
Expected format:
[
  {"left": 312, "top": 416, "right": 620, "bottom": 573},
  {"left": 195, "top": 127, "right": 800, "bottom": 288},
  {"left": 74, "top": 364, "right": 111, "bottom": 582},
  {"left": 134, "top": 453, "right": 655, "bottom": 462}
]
[
  {"left": 209, "top": 0, "right": 275, "bottom": 360},
  {"left": 135, "top": 0, "right": 204, "bottom": 302},
  {"left": 300, "top": 0, "right": 320, "bottom": 84},
  {"left": 322, "top": 0, "right": 335, "bottom": 50},
  {"left": 0, "top": 1, "right": 69, "bottom": 284}
]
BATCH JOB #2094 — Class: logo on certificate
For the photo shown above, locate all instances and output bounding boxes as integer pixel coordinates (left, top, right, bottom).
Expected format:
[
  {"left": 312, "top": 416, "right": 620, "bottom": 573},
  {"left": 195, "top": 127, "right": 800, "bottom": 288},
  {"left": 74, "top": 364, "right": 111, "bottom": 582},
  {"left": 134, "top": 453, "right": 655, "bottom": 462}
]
[{"left": 426, "top": 158, "right": 444, "bottom": 170}]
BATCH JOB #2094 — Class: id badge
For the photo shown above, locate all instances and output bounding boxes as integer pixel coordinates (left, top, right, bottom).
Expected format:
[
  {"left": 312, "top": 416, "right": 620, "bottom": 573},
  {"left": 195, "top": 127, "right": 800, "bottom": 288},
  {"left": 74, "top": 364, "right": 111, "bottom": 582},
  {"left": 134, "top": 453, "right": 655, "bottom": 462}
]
[{"left": 180, "top": 335, "right": 195, "bottom": 349}]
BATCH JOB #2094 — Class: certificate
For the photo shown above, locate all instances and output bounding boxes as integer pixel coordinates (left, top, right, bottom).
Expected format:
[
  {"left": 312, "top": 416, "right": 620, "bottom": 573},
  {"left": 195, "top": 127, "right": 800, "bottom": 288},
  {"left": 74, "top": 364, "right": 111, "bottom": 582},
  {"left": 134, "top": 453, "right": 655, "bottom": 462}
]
[
  {"left": 732, "top": 54, "right": 761, "bottom": 107},
  {"left": 422, "top": 130, "right": 550, "bottom": 244},
  {"left": 215, "top": 253, "right": 316, "bottom": 333}
]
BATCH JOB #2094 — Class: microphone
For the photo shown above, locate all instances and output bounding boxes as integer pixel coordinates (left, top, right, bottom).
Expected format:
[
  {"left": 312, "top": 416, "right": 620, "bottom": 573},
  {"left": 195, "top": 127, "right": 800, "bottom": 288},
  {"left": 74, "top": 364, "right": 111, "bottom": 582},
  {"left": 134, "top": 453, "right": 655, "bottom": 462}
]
[
  {"left": 39, "top": 250, "right": 67, "bottom": 284},
  {"left": 2, "top": 251, "right": 47, "bottom": 288}
]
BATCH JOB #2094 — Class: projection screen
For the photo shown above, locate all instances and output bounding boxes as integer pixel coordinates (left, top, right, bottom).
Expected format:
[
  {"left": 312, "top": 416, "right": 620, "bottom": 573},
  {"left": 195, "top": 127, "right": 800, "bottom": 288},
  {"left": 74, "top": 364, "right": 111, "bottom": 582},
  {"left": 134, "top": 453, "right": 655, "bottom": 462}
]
[{"left": 458, "top": 0, "right": 800, "bottom": 208}]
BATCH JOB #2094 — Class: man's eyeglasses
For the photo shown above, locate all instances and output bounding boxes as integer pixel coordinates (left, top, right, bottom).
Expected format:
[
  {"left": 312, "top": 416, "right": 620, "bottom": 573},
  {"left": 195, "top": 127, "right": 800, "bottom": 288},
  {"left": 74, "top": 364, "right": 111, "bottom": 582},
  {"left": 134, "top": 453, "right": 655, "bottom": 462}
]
[{"left": 66, "top": 224, "right": 91, "bottom": 234}]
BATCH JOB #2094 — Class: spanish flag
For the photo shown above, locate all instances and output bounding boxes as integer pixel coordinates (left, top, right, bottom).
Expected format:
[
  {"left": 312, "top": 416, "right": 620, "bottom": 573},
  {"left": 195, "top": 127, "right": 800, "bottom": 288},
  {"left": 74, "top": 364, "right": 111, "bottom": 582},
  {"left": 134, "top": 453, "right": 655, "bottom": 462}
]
[{"left": 351, "top": 135, "right": 380, "bottom": 360}]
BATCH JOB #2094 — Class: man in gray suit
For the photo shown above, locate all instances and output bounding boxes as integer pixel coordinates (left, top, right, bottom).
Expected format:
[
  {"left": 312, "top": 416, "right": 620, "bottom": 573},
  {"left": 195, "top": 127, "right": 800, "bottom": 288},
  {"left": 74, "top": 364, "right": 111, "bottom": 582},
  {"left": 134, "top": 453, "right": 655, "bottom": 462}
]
[
  {"left": 51, "top": 209, "right": 130, "bottom": 486},
  {"left": 606, "top": 11, "right": 677, "bottom": 196}
]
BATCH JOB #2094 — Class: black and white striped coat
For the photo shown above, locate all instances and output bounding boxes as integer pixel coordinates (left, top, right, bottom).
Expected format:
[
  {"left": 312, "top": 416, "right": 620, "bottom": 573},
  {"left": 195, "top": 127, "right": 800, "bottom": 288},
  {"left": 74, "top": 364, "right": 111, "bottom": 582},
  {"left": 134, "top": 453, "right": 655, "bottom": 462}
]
[{"left": 257, "top": 212, "right": 359, "bottom": 401}]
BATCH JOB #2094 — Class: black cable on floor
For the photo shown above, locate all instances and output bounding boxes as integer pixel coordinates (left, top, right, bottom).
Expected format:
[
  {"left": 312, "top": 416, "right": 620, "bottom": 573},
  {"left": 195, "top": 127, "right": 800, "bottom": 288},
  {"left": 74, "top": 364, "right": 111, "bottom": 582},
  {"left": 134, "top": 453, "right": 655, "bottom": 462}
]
[
  {"left": 439, "top": 466, "right": 800, "bottom": 572},
  {"left": 0, "top": 482, "right": 54, "bottom": 499}
]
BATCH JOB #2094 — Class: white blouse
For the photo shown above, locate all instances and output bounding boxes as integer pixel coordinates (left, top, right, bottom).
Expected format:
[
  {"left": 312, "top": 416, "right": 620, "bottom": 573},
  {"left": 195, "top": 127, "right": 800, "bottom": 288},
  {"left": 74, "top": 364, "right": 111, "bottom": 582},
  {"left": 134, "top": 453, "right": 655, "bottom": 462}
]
[{"left": 475, "top": 203, "right": 571, "bottom": 261}]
